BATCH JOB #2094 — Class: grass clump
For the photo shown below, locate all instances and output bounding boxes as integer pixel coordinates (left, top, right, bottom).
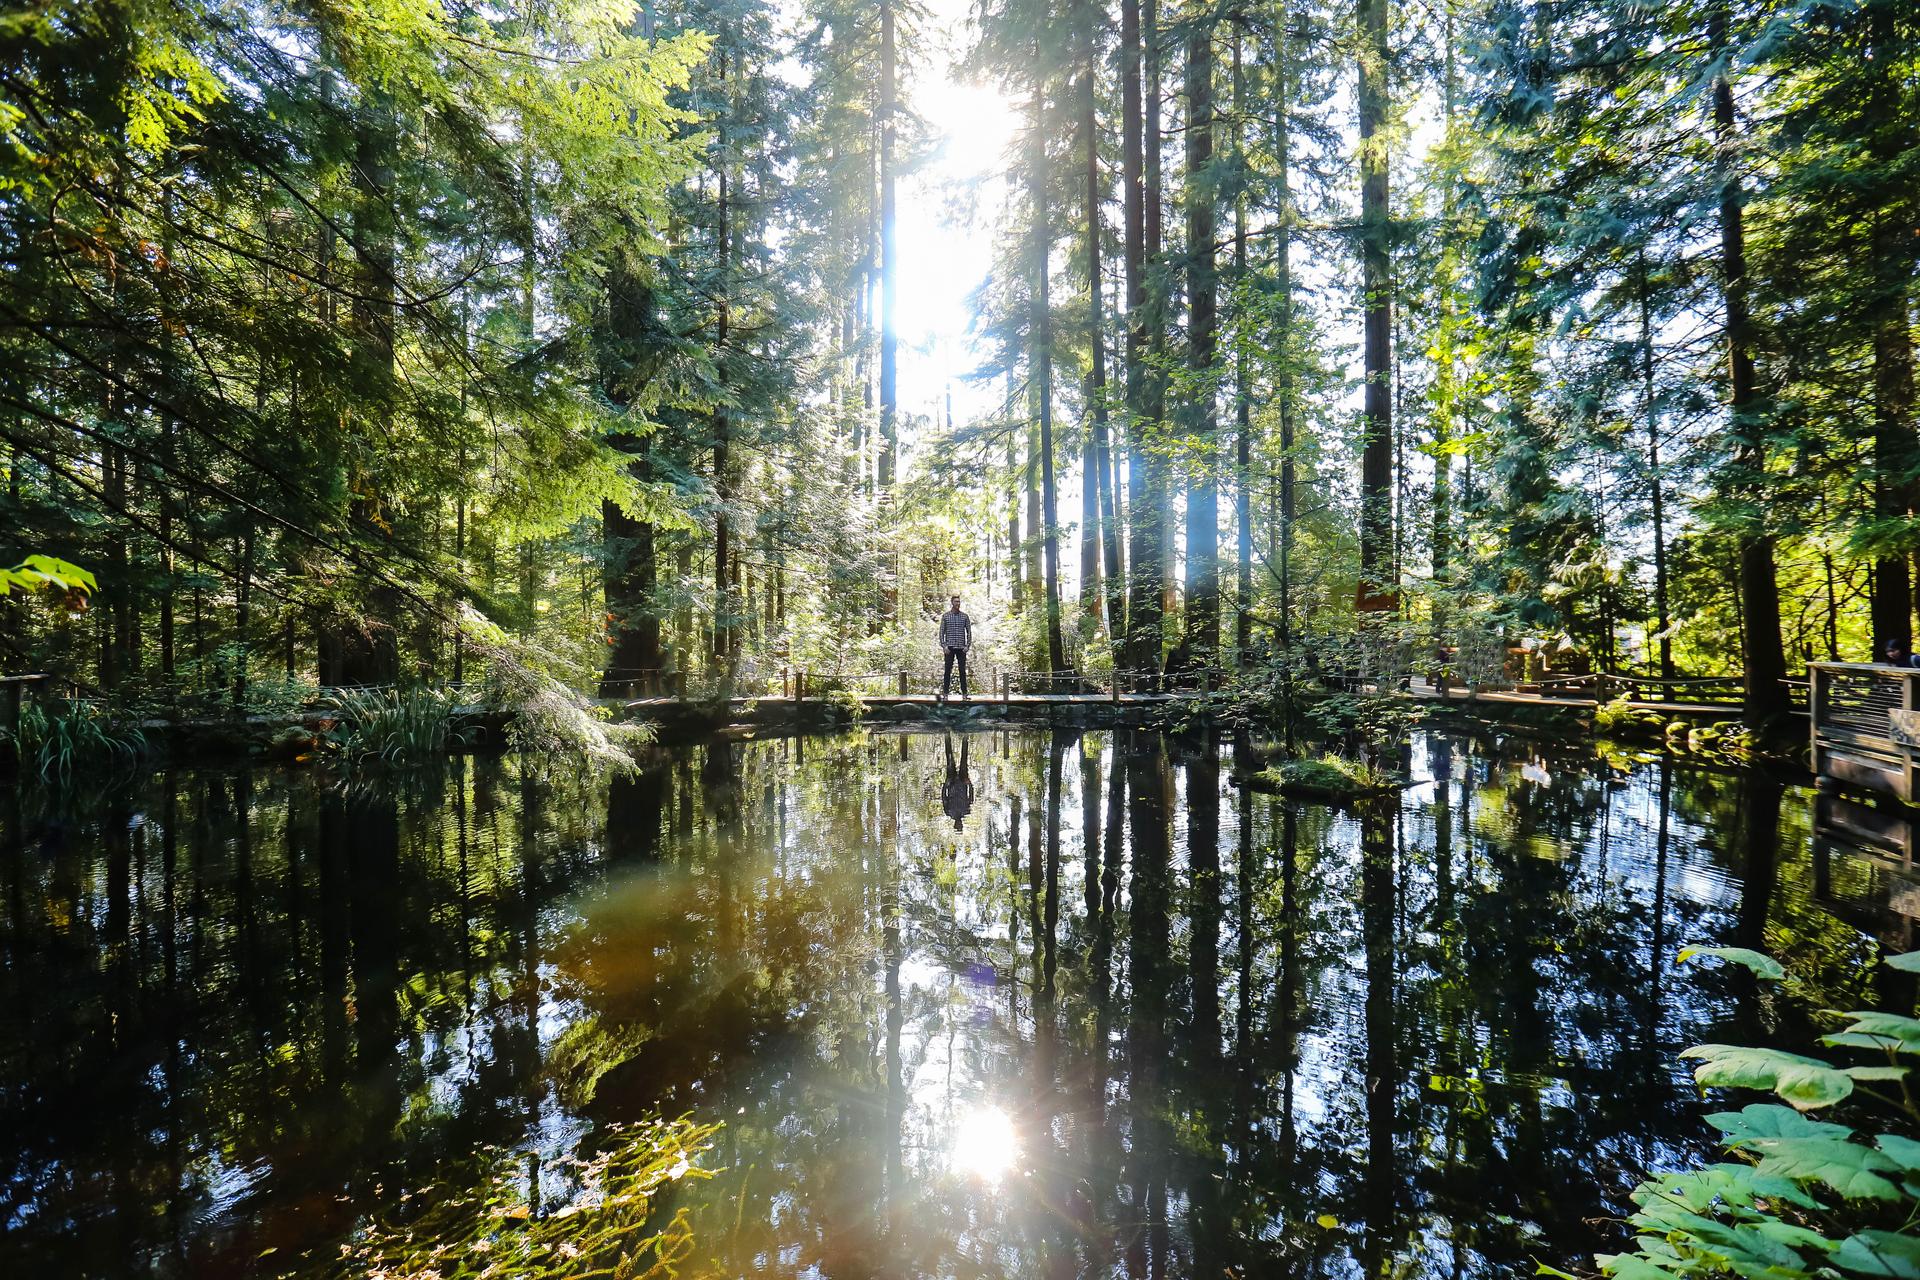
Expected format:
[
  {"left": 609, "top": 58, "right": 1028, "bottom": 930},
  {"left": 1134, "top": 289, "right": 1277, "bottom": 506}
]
[
  {"left": 325, "top": 1115, "right": 719, "bottom": 1280},
  {"left": 1255, "top": 752, "right": 1401, "bottom": 800},
  {"left": 10, "top": 697, "right": 147, "bottom": 784},
  {"left": 325, "top": 686, "right": 467, "bottom": 764}
]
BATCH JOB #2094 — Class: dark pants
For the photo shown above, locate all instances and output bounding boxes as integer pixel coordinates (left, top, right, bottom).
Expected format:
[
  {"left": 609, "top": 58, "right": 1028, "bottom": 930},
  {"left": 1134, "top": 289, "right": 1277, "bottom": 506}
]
[{"left": 942, "top": 647, "right": 969, "bottom": 697}]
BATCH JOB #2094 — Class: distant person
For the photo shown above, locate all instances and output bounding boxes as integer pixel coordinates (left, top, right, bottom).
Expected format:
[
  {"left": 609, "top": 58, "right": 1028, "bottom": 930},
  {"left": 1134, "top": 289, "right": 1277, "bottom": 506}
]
[
  {"left": 942, "top": 735, "right": 974, "bottom": 830},
  {"left": 1885, "top": 640, "right": 1919, "bottom": 668},
  {"left": 939, "top": 594, "right": 973, "bottom": 699}
]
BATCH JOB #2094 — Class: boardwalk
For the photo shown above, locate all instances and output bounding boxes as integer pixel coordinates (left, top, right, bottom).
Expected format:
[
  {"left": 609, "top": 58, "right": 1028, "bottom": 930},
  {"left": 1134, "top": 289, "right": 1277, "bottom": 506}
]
[
  {"left": 617, "top": 680, "right": 1772, "bottom": 724},
  {"left": 1408, "top": 683, "right": 1761, "bottom": 720}
]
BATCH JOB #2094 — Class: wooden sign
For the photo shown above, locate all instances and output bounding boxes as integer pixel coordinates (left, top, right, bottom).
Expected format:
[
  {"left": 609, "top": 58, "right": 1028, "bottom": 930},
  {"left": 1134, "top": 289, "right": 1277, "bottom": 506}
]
[{"left": 1889, "top": 709, "right": 1920, "bottom": 747}]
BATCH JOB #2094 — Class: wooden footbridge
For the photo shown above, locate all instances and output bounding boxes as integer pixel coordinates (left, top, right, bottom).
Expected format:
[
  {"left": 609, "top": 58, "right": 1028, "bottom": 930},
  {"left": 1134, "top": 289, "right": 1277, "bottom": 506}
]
[
  {"left": 610, "top": 665, "right": 1789, "bottom": 725},
  {"left": 1808, "top": 662, "right": 1920, "bottom": 802}
]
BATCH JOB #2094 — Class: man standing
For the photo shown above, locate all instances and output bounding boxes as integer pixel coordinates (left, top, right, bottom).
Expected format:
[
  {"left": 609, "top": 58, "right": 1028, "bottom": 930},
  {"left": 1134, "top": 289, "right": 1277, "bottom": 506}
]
[{"left": 939, "top": 594, "right": 973, "bottom": 699}]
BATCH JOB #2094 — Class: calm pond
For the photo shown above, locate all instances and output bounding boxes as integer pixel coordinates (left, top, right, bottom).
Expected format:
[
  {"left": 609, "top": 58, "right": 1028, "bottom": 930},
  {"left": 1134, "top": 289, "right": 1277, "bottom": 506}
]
[{"left": 2, "top": 728, "right": 1913, "bottom": 1277}]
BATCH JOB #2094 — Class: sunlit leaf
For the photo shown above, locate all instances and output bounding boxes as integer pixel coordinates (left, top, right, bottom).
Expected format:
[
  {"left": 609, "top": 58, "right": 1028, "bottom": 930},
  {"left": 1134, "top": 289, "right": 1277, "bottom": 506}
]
[
  {"left": 1832, "top": 1013, "right": 1920, "bottom": 1054},
  {"left": 1681, "top": 1045, "right": 1854, "bottom": 1110},
  {"left": 1597, "top": 1253, "right": 1683, "bottom": 1280},
  {"left": 1678, "top": 945, "right": 1785, "bottom": 979},
  {"left": 1750, "top": 1137, "right": 1901, "bottom": 1201},
  {"left": 1708, "top": 1103, "right": 1851, "bottom": 1146}
]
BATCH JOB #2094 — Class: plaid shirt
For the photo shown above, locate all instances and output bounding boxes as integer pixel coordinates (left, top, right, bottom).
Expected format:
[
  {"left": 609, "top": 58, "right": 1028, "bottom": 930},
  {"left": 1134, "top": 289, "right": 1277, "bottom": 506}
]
[{"left": 938, "top": 609, "right": 972, "bottom": 651}]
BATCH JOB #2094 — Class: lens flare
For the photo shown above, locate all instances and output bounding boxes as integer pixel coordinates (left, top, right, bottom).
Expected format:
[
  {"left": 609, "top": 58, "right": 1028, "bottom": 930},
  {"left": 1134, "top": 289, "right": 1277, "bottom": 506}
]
[{"left": 949, "top": 1104, "right": 1021, "bottom": 1185}]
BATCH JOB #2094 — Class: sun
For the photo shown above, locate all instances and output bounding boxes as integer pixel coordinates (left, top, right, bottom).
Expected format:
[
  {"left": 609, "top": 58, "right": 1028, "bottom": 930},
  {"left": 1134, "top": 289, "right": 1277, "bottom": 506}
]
[{"left": 949, "top": 1103, "right": 1022, "bottom": 1186}]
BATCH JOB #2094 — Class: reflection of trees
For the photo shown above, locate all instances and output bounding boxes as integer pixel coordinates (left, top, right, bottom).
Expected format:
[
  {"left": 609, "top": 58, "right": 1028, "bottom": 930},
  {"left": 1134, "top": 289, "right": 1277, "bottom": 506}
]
[
  {"left": 0, "top": 758, "right": 626, "bottom": 1274},
  {"left": 0, "top": 728, "right": 1894, "bottom": 1279}
]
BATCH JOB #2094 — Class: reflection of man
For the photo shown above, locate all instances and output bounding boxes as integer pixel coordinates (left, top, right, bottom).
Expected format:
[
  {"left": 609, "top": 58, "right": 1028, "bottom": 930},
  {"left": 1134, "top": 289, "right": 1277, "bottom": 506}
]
[{"left": 941, "top": 735, "right": 974, "bottom": 830}]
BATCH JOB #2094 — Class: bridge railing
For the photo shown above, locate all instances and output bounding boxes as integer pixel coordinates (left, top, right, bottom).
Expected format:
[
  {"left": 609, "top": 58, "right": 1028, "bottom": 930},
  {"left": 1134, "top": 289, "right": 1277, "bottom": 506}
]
[{"left": 1809, "top": 662, "right": 1920, "bottom": 801}]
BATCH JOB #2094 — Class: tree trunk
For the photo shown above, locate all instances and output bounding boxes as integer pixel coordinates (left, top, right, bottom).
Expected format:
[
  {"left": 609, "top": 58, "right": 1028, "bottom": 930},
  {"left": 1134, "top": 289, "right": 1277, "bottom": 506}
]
[
  {"left": 1123, "top": 0, "right": 1166, "bottom": 674},
  {"left": 1033, "top": 85, "right": 1068, "bottom": 675},
  {"left": 327, "top": 91, "right": 400, "bottom": 687},
  {"left": 712, "top": 47, "right": 734, "bottom": 672},
  {"left": 1231, "top": 30, "right": 1252, "bottom": 667},
  {"left": 1182, "top": 2, "right": 1219, "bottom": 666},
  {"left": 879, "top": 0, "right": 899, "bottom": 490},
  {"left": 1079, "top": 35, "right": 1108, "bottom": 632},
  {"left": 1357, "top": 0, "right": 1394, "bottom": 606},
  {"left": 1638, "top": 254, "right": 1674, "bottom": 683},
  {"left": 1274, "top": 12, "right": 1296, "bottom": 650},
  {"left": 1872, "top": 220, "right": 1917, "bottom": 654},
  {"left": 1712, "top": 11, "right": 1787, "bottom": 723}
]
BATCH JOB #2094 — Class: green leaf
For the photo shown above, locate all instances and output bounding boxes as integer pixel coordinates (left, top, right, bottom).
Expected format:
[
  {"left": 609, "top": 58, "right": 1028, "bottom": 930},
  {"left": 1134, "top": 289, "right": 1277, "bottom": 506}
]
[
  {"left": 1876, "top": 1134, "right": 1920, "bottom": 1172},
  {"left": 1707, "top": 1103, "right": 1851, "bottom": 1146},
  {"left": 1825, "top": 1032, "right": 1910, "bottom": 1053},
  {"left": 1750, "top": 1136, "right": 1901, "bottom": 1201},
  {"left": 1631, "top": 1163, "right": 1823, "bottom": 1214},
  {"left": 1846, "top": 1066, "right": 1911, "bottom": 1083},
  {"left": 1884, "top": 951, "right": 1920, "bottom": 974},
  {"left": 1679, "top": 945, "right": 1786, "bottom": 979},
  {"left": 1597, "top": 1254, "right": 1683, "bottom": 1280},
  {"left": 14, "top": 555, "right": 95, "bottom": 593},
  {"left": 1834, "top": 1013, "right": 1920, "bottom": 1053},
  {"left": 1834, "top": 1231, "right": 1920, "bottom": 1279},
  {"left": 1681, "top": 1045, "right": 1855, "bottom": 1110}
]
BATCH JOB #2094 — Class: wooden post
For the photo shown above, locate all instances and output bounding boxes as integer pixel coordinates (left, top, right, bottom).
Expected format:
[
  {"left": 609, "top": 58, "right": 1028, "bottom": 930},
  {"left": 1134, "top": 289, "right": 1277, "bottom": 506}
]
[
  {"left": 782, "top": 666, "right": 790, "bottom": 699},
  {"left": 1902, "top": 669, "right": 1916, "bottom": 804},
  {"left": 1002, "top": 671, "right": 1011, "bottom": 705},
  {"left": 675, "top": 671, "right": 686, "bottom": 699},
  {"left": 899, "top": 670, "right": 908, "bottom": 695},
  {"left": 796, "top": 670, "right": 805, "bottom": 703},
  {"left": 1110, "top": 670, "right": 1121, "bottom": 703},
  {"left": 1808, "top": 664, "right": 1821, "bottom": 776}
]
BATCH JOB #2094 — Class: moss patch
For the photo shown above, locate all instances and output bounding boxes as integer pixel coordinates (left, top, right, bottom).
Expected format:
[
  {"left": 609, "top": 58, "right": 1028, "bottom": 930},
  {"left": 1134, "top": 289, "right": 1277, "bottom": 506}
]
[{"left": 1251, "top": 753, "right": 1404, "bottom": 800}]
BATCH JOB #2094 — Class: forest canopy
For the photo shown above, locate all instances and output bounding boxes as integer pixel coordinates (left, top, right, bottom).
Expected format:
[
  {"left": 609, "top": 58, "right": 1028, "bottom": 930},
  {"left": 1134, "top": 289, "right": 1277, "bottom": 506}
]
[{"left": 1, "top": 0, "right": 1916, "bottom": 728}]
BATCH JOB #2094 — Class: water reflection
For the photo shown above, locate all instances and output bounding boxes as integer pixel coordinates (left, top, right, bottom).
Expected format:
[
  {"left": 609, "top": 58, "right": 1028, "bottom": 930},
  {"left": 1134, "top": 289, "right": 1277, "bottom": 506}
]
[
  {"left": 1, "top": 731, "right": 1916, "bottom": 1278},
  {"left": 942, "top": 735, "right": 975, "bottom": 830}
]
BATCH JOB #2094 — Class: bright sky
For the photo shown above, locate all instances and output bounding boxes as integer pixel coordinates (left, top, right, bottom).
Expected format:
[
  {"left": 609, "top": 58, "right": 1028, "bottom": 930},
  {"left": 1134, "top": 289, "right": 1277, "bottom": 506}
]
[{"left": 889, "top": 0, "right": 1024, "bottom": 446}]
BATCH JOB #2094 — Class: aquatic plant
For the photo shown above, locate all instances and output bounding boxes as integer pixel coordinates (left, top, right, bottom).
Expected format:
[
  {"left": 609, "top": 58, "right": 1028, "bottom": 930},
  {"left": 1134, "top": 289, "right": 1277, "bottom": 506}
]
[
  {"left": 1595, "top": 698, "right": 1664, "bottom": 737},
  {"left": 1548, "top": 945, "right": 1920, "bottom": 1280},
  {"left": 1254, "top": 752, "right": 1401, "bottom": 800},
  {"left": 324, "top": 1115, "right": 719, "bottom": 1280},
  {"left": 326, "top": 686, "right": 468, "bottom": 763},
  {"left": 825, "top": 686, "right": 868, "bottom": 722},
  {"left": 10, "top": 697, "right": 147, "bottom": 784}
]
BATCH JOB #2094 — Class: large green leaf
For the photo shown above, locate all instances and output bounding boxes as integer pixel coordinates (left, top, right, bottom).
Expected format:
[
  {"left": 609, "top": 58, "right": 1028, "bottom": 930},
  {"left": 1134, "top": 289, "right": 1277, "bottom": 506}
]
[
  {"left": 1632, "top": 1163, "right": 1824, "bottom": 1214},
  {"left": 1679, "top": 945, "right": 1786, "bottom": 980},
  {"left": 1749, "top": 1137, "right": 1901, "bottom": 1201},
  {"left": 1884, "top": 951, "right": 1920, "bottom": 974},
  {"left": 1832, "top": 1013, "right": 1920, "bottom": 1054},
  {"left": 1681, "top": 1045, "right": 1855, "bottom": 1110},
  {"left": 1845, "top": 1066, "right": 1911, "bottom": 1083},
  {"left": 1834, "top": 1231, "right": 1920, "bottom": 1279},
  {"left": 1708, "top": 1103, "right": 1852, "bottom": 1146},
  {"left": 1598, "top": 1254, "right": 1683, "bottom": 1280},
  {"left": 1876, "top": 1134, "right": 1920, "bottom": 1172}
]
